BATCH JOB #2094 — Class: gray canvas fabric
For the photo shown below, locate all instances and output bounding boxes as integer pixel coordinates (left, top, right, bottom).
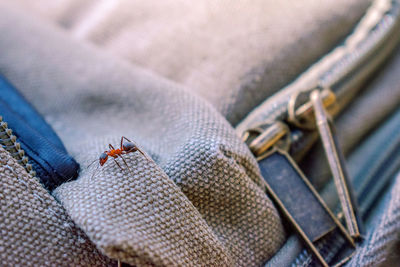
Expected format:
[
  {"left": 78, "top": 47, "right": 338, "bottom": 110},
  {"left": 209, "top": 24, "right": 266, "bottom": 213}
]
[
  {"left": 0, "top": 147, "right": 114, "bottom": 266},
  {"left": 265, "top": 106, "right": 400, "bottom": 267},
  {"left": 336, "top": 51, "right": 400, "bottom": 155},
  {"left": 347, "top": 171, "right": 400, "bottom": 266},
  {"left": 54, "top": 148, "right": 234, "bottom": 266},
  {"left": 0, "top": 2, "right": 285, "bottom": 266},
  {"left": 1, "top": 1, "right": 399, "bottom": 267},
  {"left": 7, "top": 0, "right": 371, "bottom": 125}
]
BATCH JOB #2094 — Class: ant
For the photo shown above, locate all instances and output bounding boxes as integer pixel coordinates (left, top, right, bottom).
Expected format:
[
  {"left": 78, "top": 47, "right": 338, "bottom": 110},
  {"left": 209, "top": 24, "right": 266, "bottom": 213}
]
[{"left": 89, "top": 136, "right": 149, "bottom": 178}]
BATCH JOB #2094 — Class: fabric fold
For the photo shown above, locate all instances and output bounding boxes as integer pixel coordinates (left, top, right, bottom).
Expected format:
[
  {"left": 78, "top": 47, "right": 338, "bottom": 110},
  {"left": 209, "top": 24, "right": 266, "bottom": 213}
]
[
  {"left": 7, "top": 0, "right": 370, "bottom": 125},
  {"left": 0, "top": 2, "right": 285, "bottom": 266},
  {"left": 0, "top": 147, "right": 113, "bottom": 266}
]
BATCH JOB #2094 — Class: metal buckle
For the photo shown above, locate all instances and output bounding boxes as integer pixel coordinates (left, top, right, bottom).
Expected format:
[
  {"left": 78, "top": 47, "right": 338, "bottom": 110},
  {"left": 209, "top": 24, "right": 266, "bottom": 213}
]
[
  {"left": 311, "top": 90, "right": 363, "bottom": 240},
  {"left": 246, "top": 88, "right": 364, "bottom": 266},
  {"left": 258, "top": 149, "right": 355, "bottom": 267}
]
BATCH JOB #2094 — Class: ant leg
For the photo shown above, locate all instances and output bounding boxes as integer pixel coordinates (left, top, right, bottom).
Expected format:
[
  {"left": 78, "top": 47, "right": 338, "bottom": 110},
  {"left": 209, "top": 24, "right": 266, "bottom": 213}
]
[
  {"left": 137, "top": 147, "right": 151, "bottom": 161},
  {"left": 120, "top": 136, "right": 125, "bottom": 149},
  {"left": 113, "top": 158, "right": 124, "bottom": 170},
  {"left": 118, "top": 154, "right": 133, "bottom": 175},
  {"left": 122, "top": 136, "right": 132, "bottom": 143},
  {"left": 90, "top": 164, "right": 100, "bottom": 180},
  {"left": 109, "top": 144, "right": 116, "bottom": 150},
  {"left": 122, "top": 136, "right": 151, "bottom": 161}
]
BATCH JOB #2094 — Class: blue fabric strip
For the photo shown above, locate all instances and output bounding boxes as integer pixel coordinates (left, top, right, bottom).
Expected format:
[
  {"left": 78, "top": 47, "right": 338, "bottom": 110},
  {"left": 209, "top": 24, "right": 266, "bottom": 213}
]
[{"left": 0, "top": 75, "right": 79, "bottom": 190}]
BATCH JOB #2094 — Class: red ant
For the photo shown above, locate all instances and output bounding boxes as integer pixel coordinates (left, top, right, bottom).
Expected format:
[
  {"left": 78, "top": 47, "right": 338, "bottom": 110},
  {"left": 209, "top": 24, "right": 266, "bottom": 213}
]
[{"left": 89, "top": 136, "right": 149, "bottom": 177}]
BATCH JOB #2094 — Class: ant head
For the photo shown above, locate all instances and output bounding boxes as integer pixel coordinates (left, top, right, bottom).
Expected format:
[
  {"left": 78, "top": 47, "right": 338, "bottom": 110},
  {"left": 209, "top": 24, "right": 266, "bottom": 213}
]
[
  {"left": 99, "top": 153, "right": 108, "bottom": 166},
  {"left": 122, "top": 141, "right": 137, "bottom": 152}
]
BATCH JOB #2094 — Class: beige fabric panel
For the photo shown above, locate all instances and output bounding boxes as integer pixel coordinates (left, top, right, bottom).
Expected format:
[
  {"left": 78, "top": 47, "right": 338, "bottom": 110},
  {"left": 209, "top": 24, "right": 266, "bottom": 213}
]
[
  {"left": 54, "top": 149, "right": 234, "bottom": 266},
  {"left": 0, "top": 3, "right": 285, "bottom": 266},
  {"left": 0, "top": 146, "right": 114, "bottom": 266},
  {"left": 335, "top": 51, "right": 400, "bottom": 154},
  {"left": 7, "top": 0, "right": 371, "bottom": 125}
]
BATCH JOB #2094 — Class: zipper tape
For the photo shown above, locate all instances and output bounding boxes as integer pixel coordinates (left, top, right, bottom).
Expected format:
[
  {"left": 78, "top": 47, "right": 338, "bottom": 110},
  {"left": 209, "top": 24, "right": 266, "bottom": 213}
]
[
  {"left": 237, "top": 0, "right": 400, "bottom": 161},
  {"left": 239, "top": 0, "right": 400, "bottom": 265},
  {"left": 291, "top": 108, "right": 400, "bottom": 266},
  {"left": 264, "top": 109, "right": 400, "bottom": 267},
  {"left": 0, "top": 75, "right": 79, "bottom": 190},
  {"left": 0, "top": 116, "right": 35, "bottom": 176},
  {"left": 0, "top": 75, "right": 67, "bottom": 151}
]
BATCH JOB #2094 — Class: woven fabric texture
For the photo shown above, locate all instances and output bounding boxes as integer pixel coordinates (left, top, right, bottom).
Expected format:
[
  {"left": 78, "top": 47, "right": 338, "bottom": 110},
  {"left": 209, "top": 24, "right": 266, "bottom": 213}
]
[
  {"left": 0, "top": 147, "right": 113, "bottom": 266},
  {"left": 6, "top": 0, "right": 370, "bottom": 125},
  {"left": 54, "top": 148, "right": 233, "bottom": 266},
  {"left": 3, "top": 1, "right": 399, "bottom": 267},
  {"left": 347, "top": 171, "right": 400, "bottom": 266},
  {"left": 0, "top": 3, "right": 285, "bottom": 266}
]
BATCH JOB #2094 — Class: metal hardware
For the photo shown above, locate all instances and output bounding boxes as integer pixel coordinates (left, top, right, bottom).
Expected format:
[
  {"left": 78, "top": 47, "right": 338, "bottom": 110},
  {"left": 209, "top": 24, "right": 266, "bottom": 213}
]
[
  {"left": 249, "top": 89, "right": 362, "bottom": 266},
  {"left": 311, "top": 90, "right": 363, "bottom": 239},
  {"left": 242, "top": 89, "right": 335, "bottom": 157},
  {"left": 258, "top": 149, "right": 355, "bottom": 267},
  {"left": 288, "top": 89, "right": 337, "bottom": 129},
  {"left": 246, "top": 122, "right": 290, "bottom": 157},
  {"left": 237, "top": 0, "right": 400, "bottom": 162},
  {"left": 239, "top": 1, "right": 400, "bottom": 265}
]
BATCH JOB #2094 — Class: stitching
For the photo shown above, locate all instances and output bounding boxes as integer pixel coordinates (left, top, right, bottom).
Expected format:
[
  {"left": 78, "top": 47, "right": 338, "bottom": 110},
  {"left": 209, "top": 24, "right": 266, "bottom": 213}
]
[{"left": 0, "top": 116, "right": 61, "bottom": 217}]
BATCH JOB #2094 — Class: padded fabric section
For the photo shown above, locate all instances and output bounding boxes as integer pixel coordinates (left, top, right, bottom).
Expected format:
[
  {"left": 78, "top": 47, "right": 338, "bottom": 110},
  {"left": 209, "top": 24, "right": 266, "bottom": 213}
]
[
  {"left": 0, "top": 3, "right": 285, "bottom": 266},
  {"left": 6, "top": 0, "right": 371, "bottom": 125},
  {"left": 0, "top": 147, "right": 113, "bottom": 266},
  {"left": 347, "top": 171, "right": 400, "bottom": 266}
]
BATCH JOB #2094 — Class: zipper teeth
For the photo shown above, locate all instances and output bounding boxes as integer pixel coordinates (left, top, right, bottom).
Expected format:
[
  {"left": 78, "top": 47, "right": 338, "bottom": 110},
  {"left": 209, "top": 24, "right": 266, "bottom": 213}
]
[
  {"left": 0, "top": 116, "right": 36, "bottom": 177},
  {"left": 321, "top": 10, "right": 393, "bottom": 90},
  {"left": 308, "top": 0, "right": 397, "bottom": 115},
  {"left": 291, "top": 149, "right": 400, "bottom": 266},
  {"left": 292, "top": 234, "right": 346, "bottom": 267},
  {"left": 311, "top": 0, "right": 396, "bottom": 107},
  {"left": 289, "top": 0, "right": 400, "bottom": 156},
  {"left": 289, "top": 1, "right": 400, "bottom": 266},
  {"left": 238, "top": 0, "right": 400, "bottom": 137}
]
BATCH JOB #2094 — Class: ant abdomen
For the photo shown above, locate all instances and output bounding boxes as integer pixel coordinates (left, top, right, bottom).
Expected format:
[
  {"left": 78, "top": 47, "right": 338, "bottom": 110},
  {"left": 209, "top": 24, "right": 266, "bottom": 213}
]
[
  {"left": 99, "top": 153, "right": 108, "bottom": 166},
  {"left": 122, "top": 142, "right": 137, "bottom": 152}
]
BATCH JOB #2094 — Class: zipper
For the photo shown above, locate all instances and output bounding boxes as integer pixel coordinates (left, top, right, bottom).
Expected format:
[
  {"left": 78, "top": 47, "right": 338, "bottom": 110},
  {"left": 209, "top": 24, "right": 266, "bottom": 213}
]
[
  {"left": 0, "top": 115, "right": 37, "bottom": 178},
  {"left": 237, "top": 0, "right": 400, "bottom": 161},
  {"left": 0, "top": 74, "right": 80, "bottom": 190},
  {"left": 291, "top": 109, "right": 400, "bottom": 267},
  {"left": 235, "top": 0, "right": 400, "bottom": 266}
]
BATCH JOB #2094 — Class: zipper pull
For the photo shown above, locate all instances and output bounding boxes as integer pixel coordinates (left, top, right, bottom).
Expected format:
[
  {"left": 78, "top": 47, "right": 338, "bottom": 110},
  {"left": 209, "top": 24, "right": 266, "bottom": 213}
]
[
  {"left": 258, "top": 148, "right": 355, "bottom": 267},
  {"left": 242, "top": 87, "right": 363, "bottom": 265},
  {"left": 310, "top": 89, "right": 363, "bottom": 240}
]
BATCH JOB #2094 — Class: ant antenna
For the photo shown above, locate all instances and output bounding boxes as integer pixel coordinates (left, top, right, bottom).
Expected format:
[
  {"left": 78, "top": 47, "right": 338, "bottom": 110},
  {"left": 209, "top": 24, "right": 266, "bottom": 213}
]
[
  {"left": 136, "top": 147, "right": 152, "bottom": 161},
  {"left": 90, "top": 164, "right": 101, "bottom": 180},
  {"left": 87, "top": 158, "right": 98, "bottom": 170},
  {"left": 86, "top": 158, "right": 100, "bottom": 180}
]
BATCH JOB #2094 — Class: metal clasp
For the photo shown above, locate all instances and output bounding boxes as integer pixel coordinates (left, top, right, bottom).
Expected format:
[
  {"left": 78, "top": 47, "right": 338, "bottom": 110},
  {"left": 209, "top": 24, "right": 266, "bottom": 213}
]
[
  {"left": 245, "top": 122, "right": 291, "bottom": 157},
  {"left": 310, "top": 90, "right": 363, "bottom": 240},
  {"left": 242, "top": 89, "right": 337, "bottom": 158},
  {"left": 258, "top": 149, "right": 355, "bottom": 267},
  {"left": 244, "top": 88, "right": 363, "bottom": 266}
]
